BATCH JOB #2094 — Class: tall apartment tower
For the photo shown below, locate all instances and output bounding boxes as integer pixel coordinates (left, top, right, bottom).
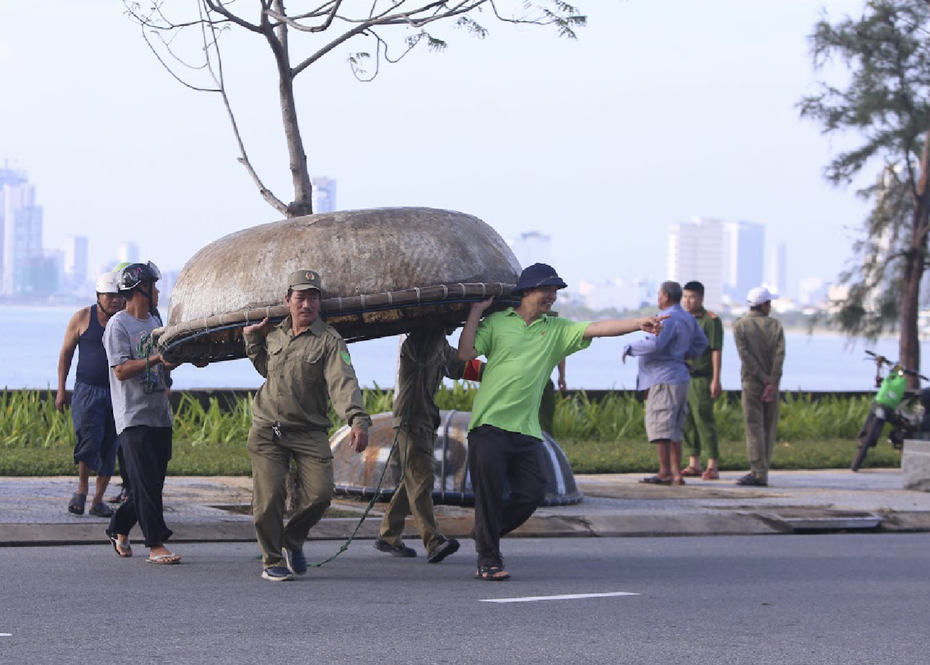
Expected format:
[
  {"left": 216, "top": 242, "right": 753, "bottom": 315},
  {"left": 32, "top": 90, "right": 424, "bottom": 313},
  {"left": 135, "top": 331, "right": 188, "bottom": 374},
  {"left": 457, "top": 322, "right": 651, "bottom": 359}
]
[
  {"left": 2, "top": 180, "right": 44, "bottom": 295},
  {"left": 311, "top": 176, "right": 337, "bottom": 213},
  {"left": 723, "top": 221, "right": 765, "bottom": 303},
  {"left": 117, "top": 241, "right": 140, "bottom": 265},
  {"left": 766, "top": 242, "right": 787, "bottom": 297},
  {"left": 667, "top": 218, "right": 725, "bottom": 310},
  {"left": 63, "top": 235, "right": 89, "bottom": 289},
  {"left": 508, "top": 231, "right": 552, "bottom": 270}
]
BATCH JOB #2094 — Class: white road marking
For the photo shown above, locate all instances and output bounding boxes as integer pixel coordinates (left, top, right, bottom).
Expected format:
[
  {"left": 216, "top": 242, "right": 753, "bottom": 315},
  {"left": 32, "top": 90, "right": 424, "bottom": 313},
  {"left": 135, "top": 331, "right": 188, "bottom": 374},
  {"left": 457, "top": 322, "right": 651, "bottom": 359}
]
[
  {"left": 0, "top": 633, "right": 11, "bottom": 637},
  {"left": 480, "top": 592, "right": 640, "bottom": 604}
]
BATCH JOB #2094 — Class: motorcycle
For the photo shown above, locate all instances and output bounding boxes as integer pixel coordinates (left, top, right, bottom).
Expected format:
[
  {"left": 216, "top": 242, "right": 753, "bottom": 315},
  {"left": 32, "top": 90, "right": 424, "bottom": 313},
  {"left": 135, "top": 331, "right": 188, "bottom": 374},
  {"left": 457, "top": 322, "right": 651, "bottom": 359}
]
[{"left": 851, "top": 350, "right": 930, "bottom": 472}]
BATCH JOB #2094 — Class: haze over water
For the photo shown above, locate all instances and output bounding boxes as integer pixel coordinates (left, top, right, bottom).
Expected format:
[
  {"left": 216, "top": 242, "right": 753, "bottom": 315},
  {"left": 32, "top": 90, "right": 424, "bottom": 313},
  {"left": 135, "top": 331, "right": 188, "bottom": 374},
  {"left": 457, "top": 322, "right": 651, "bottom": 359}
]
[{"left": 3, "top": 306, "right": 924, "bottom": 393}]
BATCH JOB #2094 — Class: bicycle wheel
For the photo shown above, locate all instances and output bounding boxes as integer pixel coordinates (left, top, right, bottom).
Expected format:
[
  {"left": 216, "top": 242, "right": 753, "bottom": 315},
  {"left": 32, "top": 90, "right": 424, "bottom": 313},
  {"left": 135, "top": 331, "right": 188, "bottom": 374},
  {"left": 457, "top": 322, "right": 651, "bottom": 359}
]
[{"left": 852, "top": 413, "right": 885, "bottom": 472}]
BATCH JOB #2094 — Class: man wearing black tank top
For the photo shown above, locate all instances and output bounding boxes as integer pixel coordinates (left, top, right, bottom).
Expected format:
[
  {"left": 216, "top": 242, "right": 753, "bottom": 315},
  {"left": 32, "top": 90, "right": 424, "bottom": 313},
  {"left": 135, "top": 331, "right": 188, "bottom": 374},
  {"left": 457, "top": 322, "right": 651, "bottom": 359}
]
[{"left": 56, "top": 272, "right": 125, "bottom": 518}]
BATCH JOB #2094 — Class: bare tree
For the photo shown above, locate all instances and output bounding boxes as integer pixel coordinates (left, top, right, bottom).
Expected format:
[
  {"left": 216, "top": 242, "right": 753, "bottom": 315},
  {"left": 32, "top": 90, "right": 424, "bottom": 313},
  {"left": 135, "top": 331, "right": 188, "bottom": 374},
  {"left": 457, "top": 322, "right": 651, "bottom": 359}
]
[{"left": 124, "top": 0, "right": 586, "bottom": 216}]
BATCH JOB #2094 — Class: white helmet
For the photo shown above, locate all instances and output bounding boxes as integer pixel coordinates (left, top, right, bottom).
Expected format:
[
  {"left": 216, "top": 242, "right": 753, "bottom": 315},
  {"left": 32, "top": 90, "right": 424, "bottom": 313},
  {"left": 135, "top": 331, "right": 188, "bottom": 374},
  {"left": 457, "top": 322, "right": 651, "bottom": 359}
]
[{"left": 95, "top": 272, "right": 120, "bottom": 295}]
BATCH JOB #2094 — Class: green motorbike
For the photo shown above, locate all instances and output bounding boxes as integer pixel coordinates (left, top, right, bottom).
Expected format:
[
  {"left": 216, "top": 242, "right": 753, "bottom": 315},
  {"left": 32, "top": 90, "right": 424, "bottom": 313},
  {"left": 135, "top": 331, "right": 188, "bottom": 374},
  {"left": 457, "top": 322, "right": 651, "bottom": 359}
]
[{"left": 852, "top": 350, "right": 929, "bottom": 472}]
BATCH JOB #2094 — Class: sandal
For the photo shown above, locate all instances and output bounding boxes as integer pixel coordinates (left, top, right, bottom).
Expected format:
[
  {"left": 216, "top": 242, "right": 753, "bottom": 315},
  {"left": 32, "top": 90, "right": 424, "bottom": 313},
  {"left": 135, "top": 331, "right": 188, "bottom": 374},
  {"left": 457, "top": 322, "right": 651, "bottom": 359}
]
[
  {"left": 475, "top": 566, "right": 510, "bottom": 581},
  {"left": 639, "top": 475, "right": 671, "bottom": 485},
  {"left": 106, "top": 530, "right": 132, "bottom": 558},
  {"left": 68, "top": 493, "right": 86, "bottom": 515},
  {"left": 702, "top": 468, "right": 720, "bottom": 480},
  {"left": 146, "top": 553, "right": 182, "bottom": 565},
  {"left": 670, "top": 478, "right": 686, "bottom": 486},
  {"left": 681, "top": 466, "right": 702, "bottom": 477}
]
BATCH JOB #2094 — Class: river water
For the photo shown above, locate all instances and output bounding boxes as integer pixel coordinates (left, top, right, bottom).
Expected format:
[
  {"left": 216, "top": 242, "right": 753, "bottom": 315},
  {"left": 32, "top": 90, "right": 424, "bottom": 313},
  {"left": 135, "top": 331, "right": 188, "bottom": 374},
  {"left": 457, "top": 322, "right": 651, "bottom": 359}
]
[{"left": 2, "top": 305, "right": 926, "bottom": 392}]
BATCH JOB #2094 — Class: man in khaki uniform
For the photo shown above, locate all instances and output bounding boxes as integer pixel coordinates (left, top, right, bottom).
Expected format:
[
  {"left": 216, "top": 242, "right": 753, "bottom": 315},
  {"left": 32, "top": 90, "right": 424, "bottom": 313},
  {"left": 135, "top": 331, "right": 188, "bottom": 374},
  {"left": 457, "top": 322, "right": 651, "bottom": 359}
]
[
  {"left": 732, "top": 286, "right": 785, "bottom": 487},
  {"left": 681, "top": 281, "right": 724, "bottom": 480},
  {"left": 243, "top": 269, "right": 371, "bottom": 582},
  {"left": 375, "top": 324, "right": 482, "bottom": 563}
]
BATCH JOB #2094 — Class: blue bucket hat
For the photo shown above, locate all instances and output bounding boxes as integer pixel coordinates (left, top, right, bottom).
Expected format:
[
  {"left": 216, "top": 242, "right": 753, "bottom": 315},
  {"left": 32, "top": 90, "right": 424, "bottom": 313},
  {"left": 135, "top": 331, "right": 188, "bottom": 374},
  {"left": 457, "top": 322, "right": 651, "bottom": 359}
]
[{"left": 513, "top": 263, "right": 568, "bottom": 295}]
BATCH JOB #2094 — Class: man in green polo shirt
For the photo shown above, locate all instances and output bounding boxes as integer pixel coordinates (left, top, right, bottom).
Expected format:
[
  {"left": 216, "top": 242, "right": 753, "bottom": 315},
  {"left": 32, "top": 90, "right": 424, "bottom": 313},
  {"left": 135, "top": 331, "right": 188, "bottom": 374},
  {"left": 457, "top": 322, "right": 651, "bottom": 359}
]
[
  {"left": 681, "top": 281, "right": 724, "bottom": 480},
  {"left": 458, "top": 263, "right": 665, "bottom": 581}
]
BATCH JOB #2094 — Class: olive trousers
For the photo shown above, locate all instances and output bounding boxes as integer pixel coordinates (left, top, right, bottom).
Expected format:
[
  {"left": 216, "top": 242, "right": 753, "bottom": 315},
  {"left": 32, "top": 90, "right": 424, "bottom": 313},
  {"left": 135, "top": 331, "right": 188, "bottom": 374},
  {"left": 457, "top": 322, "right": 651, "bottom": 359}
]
[
  {"left": 247, "top": 424, "right": 333, "bottom": 568},
  {"left": 379, "top": 425, "right": 445, "bottom": 555},
  {"left": 741, "top": 381, "right": 779, "bottom": 482},
  {"left": 684, "top": 376, "right": 719, "bottom": 460}
]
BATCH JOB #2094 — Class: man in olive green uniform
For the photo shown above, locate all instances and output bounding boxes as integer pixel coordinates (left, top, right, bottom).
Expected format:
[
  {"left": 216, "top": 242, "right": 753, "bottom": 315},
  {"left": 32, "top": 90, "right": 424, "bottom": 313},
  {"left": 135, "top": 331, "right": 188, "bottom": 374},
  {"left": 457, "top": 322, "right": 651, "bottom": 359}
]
[
  {"left": 681, "top": 281, "right": 724, "bottom": 480},
  {"left": 732, "top": 286, "right": 785, "bottom": 487},
  {"left": 243, "top": 269, "right": 371, "bottom": 582},
  {"left": 375, "top": 324, "right": 483, "bottom": 563}
]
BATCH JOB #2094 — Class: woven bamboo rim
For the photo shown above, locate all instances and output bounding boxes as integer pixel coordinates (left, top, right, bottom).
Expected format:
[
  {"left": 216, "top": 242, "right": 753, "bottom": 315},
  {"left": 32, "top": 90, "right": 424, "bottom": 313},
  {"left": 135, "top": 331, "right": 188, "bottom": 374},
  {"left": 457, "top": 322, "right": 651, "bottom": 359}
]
[{"left": 154, "top": 281, "right": 517, "bottom": 364}]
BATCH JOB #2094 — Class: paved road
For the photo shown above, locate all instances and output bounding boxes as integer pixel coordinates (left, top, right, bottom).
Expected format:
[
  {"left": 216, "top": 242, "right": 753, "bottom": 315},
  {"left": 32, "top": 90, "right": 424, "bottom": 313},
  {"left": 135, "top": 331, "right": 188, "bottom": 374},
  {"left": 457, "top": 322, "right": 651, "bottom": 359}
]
[{"left": 1, "top": 533, "right": 928, "bottom": 664}]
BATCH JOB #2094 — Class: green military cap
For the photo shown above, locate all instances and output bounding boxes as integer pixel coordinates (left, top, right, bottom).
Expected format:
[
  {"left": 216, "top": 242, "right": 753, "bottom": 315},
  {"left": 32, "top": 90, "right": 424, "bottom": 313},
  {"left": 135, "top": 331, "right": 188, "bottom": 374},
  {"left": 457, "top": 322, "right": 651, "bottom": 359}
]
[{"left": 288, "top": 269, "right": 322, "bottom": 292}]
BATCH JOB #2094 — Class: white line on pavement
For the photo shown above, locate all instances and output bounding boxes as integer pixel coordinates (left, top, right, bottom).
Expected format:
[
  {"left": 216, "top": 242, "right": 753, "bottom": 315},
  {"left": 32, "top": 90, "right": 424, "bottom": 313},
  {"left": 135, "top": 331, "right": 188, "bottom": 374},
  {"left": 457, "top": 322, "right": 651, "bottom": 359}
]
[
  {"left": 480, "top": 592, "right": 640, "bottom": 604},
  {"left": 0, "top": 633, "right": 11, "bottom": 637}
]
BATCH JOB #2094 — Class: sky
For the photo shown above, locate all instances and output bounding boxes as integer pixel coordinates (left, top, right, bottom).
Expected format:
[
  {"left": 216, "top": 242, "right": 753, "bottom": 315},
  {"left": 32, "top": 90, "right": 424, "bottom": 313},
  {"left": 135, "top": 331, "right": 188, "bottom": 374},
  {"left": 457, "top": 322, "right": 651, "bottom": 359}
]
[{"left": 0, "top": 0, "right": 874, "bottom": 299}]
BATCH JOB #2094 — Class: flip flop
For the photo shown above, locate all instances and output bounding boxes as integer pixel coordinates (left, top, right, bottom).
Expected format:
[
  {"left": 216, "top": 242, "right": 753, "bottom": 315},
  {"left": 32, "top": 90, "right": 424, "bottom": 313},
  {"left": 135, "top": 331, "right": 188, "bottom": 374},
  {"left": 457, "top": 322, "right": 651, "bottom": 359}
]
[
  {"left": 639, "top": 475, "right": 671, "bottom": 485},
  {"left": 146, "top": 553, "right": 181, "bottom": 565},
  {"left": 670, "top": 479, "right": 687, "bottom": 486},
  {"left": 106, "top": 530, "right": 132, "bottom": 558},
  {"left": 681, "top": 466, "right": 702, "bottom": 477},
  {"left": 68, "top": 493, "right": 86, "bottom": 515},
  {"left": 702, "top": 468, "right": 720, "bottom": 480}
]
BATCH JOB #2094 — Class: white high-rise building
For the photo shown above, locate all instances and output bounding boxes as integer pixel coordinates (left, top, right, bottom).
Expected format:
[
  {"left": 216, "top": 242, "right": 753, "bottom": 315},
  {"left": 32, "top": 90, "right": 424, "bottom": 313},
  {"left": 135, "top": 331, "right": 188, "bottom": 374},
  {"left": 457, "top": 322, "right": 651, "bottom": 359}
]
[
  {"left": 766, "top": 242, "right": 787, "bottom": 298},
  {"left": 117, "top": 241, "right": 139, "bottom": 265},
  {"left": 723, "top": 221, "right": 765, "bottom": 303},
  {"left": 667, "top": 217, "right": 725, "bottom": 310},
  {"left": 64, "top": 235, "right": 89, "bottom": 289},
  {"left": 311, "top": 176, "right": 337, "bottom": 213},
  {"left": 509, "top": 231, "right": 552, "bottom": 270},
  {"left": 2, "top": 181, "right": 44, "bottom": 295}
]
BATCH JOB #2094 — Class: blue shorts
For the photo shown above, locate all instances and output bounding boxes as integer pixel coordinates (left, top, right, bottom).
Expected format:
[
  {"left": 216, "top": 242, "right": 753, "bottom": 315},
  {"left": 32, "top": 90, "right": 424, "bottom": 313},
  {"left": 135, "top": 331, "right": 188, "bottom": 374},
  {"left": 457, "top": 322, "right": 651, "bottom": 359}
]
[{"left": 71, "top": 382, "right": 119, "bottom": 476}]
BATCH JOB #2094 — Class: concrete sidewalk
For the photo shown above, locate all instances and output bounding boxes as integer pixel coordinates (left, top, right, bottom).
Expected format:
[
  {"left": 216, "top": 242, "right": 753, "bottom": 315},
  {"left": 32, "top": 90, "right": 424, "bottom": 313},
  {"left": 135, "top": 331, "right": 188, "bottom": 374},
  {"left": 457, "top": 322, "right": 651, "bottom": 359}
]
[{"left": 1, "top": 469, "right": 929, "bottom": 547}]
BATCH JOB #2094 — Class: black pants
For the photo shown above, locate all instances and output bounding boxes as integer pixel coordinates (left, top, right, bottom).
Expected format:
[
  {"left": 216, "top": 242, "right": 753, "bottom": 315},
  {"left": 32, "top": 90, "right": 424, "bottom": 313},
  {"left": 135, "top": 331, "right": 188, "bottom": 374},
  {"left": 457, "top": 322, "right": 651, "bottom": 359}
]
[
  {"left": 468, "top": 425, "right": 547, "bottom": 569},
  {"left": 109, "top": 426, "right": 173, "bottom": 548}
]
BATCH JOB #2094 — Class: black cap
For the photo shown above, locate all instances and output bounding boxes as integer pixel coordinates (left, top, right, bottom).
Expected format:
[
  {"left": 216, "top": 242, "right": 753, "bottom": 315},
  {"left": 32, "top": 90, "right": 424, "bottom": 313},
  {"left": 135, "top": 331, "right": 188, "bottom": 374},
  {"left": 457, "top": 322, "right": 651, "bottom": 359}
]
[{"left": 513, "top": 263, "right": 568, "bottom": 295}]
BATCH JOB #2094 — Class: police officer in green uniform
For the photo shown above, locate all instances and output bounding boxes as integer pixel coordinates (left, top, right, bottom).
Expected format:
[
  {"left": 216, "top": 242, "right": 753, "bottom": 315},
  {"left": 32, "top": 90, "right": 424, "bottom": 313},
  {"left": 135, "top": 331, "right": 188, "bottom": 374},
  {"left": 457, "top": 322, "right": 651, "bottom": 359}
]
[
  {"left": 681, "top": 281, "right": 724, "bottom": 480},
  {"left": 243, "top": 269, "right": 372, "bottom": 582}
]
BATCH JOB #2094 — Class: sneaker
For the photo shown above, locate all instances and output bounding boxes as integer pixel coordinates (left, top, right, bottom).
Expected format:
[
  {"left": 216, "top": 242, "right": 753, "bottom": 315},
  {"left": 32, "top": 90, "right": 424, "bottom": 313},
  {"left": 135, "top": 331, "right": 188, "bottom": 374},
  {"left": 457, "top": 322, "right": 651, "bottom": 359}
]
[
  {"left": 735, "top": 473, "right": 768, "bottom": 487},
  {"left": 427, "top": 538, "right": 460, "bottom": 564},
  {"left": 88, "top": 502, "right": 114, "bottom": 518},
  {"left": 283, "top": 547, "right": 308, "bottom": 576},
  {"left": 373, "top": 537, "right": 417, "bottom": 558},
  {"left": 261, "top": 566, "right": 294, "bottom": 582}
]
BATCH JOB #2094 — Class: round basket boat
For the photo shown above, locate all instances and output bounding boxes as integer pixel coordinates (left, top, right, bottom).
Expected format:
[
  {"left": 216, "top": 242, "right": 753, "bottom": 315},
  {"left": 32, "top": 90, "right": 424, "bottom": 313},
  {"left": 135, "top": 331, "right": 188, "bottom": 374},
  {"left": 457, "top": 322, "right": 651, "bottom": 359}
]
[
  {"left": 156, "top": 207, "right": 521, "bottom": 364},
  {"left": 330, "top": 411, "right": 584, "bottom": 507}
]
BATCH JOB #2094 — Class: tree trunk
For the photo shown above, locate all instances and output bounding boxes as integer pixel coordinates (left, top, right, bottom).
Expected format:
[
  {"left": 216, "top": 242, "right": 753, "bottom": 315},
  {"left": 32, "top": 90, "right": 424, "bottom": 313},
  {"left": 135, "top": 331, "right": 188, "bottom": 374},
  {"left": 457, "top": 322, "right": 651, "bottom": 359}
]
[
  {"left": 266, "top": 1, "right": 314, "bottom": 218},
  {"left": 900, "top": 131, "right": 930, "bottom": 386}
]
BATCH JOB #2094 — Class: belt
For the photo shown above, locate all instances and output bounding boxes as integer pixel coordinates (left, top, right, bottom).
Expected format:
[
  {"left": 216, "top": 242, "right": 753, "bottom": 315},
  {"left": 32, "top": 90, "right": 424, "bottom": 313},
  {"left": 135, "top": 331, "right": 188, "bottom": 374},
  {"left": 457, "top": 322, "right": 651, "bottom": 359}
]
[{"left": 689, "top": 370, "right": 711, "bottom": 378}]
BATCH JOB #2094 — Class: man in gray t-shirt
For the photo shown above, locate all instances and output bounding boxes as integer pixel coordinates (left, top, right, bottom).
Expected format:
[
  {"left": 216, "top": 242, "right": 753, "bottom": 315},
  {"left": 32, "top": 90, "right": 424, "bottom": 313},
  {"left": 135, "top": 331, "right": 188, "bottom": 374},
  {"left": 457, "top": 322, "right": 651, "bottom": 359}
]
[
  {"left": 103, "top": 262, "right": 181, "bottom": 564},
  {"left": 104, "top": 308, "right": 172, "bottom": 434}
]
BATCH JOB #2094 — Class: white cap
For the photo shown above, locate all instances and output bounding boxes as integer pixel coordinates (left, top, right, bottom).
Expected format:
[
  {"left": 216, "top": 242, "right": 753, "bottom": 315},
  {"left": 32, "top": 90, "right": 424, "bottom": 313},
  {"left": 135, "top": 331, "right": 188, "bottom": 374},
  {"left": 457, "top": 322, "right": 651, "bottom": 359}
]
[
  {"left": 95, "top": 272, "right": 119, "bottom": 294},
  {"left": 746, "top": 286, "right": 772, "bottom": 306}
]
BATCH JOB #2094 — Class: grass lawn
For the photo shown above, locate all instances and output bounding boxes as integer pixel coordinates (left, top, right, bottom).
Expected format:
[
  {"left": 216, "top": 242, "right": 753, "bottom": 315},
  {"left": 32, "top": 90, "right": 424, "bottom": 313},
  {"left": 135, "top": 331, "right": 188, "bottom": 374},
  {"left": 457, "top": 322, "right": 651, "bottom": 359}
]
[{"left": 0, "top": 436, "right": 899, "bottom": 477}]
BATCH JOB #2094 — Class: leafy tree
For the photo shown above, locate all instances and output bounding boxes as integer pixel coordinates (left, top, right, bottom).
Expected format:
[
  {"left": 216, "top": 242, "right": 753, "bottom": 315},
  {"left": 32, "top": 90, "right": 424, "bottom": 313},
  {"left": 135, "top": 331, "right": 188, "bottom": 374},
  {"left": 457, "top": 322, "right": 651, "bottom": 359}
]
[
  {"left": 799, "top": 0, "right": 930, "bottom": 379},
  {"left": 124, "top": 0, "right": 586, "bottom": 216}
]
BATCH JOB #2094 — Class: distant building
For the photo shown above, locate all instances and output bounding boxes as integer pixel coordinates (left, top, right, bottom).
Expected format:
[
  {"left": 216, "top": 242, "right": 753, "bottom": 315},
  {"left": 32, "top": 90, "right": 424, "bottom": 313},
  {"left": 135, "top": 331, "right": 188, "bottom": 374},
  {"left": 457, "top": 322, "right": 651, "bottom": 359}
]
[
  {"left": 798, "top": 277, "right": 830, "bottom": 306},
  {"left": 117, "top": 241, "right": 139, "bottom": 265},
  {"left": 311, "top": 176, "right": 337, "bottom": 213},
  {"left": 63, "top": 235, "right": 89, "bottom": 290},
  {"left": 766, "top": 242, "right": 787, "bottom": 298},
  {"left": 577, "top": 278, "right": 651, "bottom": 312},
  {"left": 508, "top": 231, "right": 552, "bottom": 270},
  {"left": 667, "top": 217, "right": 725, "bottom": 311},
  {"left": 723, "top": 220, "right": 765, "bottom": 303},
  {"left": 1, "top": 177, "right": 44, "bottom": 296}
]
